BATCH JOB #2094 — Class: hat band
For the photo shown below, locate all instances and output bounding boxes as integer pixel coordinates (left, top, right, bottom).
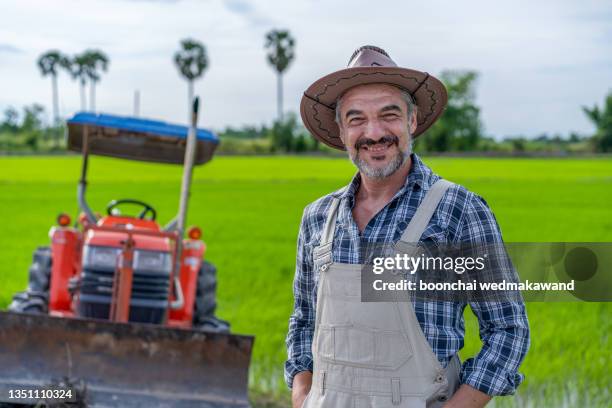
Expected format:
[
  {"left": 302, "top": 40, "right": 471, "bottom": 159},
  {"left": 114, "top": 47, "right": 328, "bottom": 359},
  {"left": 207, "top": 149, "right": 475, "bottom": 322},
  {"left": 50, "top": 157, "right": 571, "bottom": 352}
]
[
  {"left": 303, "top": 72, "right": 430, "bottom": 113},
  {"left": 303, "top": 93, "right": 336, "bottom": 111}
]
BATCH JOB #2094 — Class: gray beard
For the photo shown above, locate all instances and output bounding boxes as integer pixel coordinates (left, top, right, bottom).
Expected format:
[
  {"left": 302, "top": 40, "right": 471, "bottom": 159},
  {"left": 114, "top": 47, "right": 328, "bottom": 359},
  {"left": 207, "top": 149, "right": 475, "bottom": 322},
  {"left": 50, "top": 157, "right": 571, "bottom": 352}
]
[{"left": 350, "top": 142, "right": 412, "bottom": 180}]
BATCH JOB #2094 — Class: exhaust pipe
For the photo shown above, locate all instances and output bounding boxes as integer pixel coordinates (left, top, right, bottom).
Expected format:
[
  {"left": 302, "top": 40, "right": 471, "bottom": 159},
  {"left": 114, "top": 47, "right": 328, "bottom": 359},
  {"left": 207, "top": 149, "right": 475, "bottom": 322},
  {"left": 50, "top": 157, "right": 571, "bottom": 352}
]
[{"left": 170, "top": 97, "right": 200, "bottom": 310}]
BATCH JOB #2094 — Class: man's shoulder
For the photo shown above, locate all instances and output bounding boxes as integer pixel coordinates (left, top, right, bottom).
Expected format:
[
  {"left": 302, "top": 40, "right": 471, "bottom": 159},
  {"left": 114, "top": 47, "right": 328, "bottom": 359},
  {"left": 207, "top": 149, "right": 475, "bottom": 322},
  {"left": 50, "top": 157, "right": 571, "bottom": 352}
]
[
  {"left": 429, "top": 177, "right": 463, "bottom": 205},
  {"left": 441, "top": 180, "right": 481, "bottom": 208},
  {"left": 296, "top": 186, "right": 347, "bottom": 244},
  {"left": 302, "top": 185, "right": 347, "bottom": 222},
  {"left": 414, "top": 154, "right": 486, "bottom": 212},
  {"left": 433, "top": 178, "right": 501, "bottom": 242},
  {"left": 444, "top": 181, "right": 492, "bottom": 213},
  {"left": 432, "top": 178, "right": 496, "bottom": 236}
]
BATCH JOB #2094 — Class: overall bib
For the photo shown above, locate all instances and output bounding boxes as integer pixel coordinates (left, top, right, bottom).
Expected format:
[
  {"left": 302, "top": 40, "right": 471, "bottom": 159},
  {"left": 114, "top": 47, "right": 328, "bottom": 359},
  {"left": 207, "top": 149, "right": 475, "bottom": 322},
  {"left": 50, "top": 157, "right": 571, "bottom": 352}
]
[{"left": 303, "top": 179, "right": 461, "bottom": 408}]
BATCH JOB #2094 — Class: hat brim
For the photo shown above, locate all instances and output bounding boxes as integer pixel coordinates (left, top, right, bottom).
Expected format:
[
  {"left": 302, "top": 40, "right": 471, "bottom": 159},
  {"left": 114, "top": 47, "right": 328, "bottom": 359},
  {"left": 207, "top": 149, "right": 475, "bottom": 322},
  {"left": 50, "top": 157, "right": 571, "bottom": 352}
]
[{"left": 300, "top": 66, "right": 447, "bottom": 150}]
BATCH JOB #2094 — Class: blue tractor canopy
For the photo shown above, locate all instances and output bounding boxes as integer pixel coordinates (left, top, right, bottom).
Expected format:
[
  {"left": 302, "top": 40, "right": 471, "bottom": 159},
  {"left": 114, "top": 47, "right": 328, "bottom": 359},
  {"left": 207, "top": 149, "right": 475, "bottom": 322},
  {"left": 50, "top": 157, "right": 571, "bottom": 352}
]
[{"left": 66, "top": 112, "right": 219, "bottom": 165}]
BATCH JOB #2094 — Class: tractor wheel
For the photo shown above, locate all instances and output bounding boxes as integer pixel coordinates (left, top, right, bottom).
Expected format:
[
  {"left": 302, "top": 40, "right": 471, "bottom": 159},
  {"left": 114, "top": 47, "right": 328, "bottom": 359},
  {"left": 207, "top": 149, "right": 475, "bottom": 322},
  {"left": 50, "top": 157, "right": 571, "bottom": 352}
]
[
  {"left": 9, "top": 246, "right": 52, "bottom": 314},
  {"left": 193, "top": 261, "right": 230, "bottom": 333},
  {"left": 195, "top": 261, "right": 217, "bottom": 317}
]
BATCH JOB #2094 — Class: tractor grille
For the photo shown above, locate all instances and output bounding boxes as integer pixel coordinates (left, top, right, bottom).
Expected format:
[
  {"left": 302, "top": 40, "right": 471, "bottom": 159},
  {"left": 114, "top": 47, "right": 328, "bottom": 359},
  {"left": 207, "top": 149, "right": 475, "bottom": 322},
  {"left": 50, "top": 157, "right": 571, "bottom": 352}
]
[{"left": 77, "top": 267, "right": 171, "bottom": 324}]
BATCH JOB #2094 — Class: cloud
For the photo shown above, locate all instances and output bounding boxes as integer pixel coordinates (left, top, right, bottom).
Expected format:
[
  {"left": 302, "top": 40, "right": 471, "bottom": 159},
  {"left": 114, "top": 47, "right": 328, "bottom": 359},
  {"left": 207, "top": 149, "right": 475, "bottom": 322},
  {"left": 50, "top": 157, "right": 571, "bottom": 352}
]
[
  {"left": 222, "top": 0, "right": 273, "bottom": 27},
  {"left": 123, "top": 0, "right": 182, "bottom": 2},
  {"left": 223, "top": 0, "right": 252, "bottom": 14},
  {"left": 0, "top": 44, "right": 22, "bottom": 54}
]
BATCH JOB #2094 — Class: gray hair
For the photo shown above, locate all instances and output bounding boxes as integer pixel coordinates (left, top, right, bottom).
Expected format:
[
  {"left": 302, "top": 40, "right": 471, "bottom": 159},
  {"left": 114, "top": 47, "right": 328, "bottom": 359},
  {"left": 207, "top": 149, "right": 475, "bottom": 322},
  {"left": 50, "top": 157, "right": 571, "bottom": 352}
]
[{"left": 334, "top": 88, "right": 416, "bottom": 126}]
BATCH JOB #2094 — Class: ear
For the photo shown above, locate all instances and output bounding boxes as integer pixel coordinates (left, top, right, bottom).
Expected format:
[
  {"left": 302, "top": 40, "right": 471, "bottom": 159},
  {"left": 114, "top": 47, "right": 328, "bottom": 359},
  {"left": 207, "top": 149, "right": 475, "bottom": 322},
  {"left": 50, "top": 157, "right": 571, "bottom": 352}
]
[
  {"left": 337, "top": 123, "right": 346, "bottom": 144},
  {"left": 408, "top": 109, "right": 418, "bottom": 134}
]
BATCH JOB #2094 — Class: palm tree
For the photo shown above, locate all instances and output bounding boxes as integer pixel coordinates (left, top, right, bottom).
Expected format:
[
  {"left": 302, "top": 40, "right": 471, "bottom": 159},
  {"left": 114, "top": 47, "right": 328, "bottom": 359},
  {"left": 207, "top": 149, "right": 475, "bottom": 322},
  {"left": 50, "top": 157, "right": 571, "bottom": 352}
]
[
  {"left": 82, "top": 50, "right": 110, "bottom": 112},
  {"left": 67, "top": 54, "right": 90, "bottom": 110},
  {"left": 37, "top": 50, "right": 69, "bottom": 124},
  {"left": 174, "top": 39, "right": 208, "bottom": 121},
  {"left": 264, "top": 29, "right": 295, "bottom": 122}
]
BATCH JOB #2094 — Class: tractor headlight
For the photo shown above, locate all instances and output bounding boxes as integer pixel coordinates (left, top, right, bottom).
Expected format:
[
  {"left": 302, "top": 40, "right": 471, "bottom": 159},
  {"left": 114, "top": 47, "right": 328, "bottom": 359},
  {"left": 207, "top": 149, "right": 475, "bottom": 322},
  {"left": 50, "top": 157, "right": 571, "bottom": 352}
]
[
  {"left": 82, "top": 246, "right": 171, "bottom": 274},
  {"left": 133, "top": 250, "right": 172, "bottom": 274},
  {"left": 82, "top": 245, "right": 121, "bottom": 270}
]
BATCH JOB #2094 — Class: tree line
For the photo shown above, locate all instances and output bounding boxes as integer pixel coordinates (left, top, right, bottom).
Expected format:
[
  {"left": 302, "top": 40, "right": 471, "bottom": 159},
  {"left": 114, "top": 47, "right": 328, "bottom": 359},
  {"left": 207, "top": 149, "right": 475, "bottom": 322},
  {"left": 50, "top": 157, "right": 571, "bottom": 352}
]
[
  {"left": 0, "top": 105, "right": 62, "bottom": 152},
  {"left": 217, "top": 70, "right": 611, "bottom": 155},
  {"left": 2, "top": 29, "right": 611, "bottom": 154}
]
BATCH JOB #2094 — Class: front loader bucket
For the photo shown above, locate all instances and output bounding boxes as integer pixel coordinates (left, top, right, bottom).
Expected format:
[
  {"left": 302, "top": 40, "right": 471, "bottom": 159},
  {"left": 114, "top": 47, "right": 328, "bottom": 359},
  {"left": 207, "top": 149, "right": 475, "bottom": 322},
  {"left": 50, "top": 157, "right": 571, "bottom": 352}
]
[{"left": 0, "top": 311, "right": 254, "bottom": 407}]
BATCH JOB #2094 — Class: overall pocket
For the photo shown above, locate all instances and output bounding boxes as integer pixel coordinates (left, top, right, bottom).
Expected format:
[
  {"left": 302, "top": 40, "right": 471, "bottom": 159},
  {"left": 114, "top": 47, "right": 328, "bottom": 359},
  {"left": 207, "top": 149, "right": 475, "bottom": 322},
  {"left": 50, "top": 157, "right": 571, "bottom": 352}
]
[{"left": 317, "top": 323, "right": 413, "bottom": 370}]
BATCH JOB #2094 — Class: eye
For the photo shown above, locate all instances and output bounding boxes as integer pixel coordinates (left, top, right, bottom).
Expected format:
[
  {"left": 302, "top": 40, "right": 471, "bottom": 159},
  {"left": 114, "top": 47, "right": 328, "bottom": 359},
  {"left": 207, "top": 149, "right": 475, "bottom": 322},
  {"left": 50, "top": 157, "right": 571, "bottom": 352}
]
[
  {"left": 348, "top": 117, "right": 365, "bottom": 125},
  {"left": 382, "top": 113, "right": 399, "bottom": 120}
]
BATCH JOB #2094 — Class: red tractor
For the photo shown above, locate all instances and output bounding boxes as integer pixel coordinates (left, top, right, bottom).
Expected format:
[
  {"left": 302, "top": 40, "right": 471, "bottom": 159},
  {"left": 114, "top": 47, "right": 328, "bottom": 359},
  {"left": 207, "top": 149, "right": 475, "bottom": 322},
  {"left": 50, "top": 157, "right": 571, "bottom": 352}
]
[{"left": 0, "top": 100, "right": 253, "bottom": 407}]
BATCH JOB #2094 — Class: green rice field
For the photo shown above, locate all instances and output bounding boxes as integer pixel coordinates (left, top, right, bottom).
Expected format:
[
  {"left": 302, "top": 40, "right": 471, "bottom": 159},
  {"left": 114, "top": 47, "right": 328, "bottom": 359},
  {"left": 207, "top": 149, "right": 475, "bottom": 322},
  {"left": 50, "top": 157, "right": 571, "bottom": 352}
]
[{"left": 0, "top": 155, "right": 610, "bottom": 407}]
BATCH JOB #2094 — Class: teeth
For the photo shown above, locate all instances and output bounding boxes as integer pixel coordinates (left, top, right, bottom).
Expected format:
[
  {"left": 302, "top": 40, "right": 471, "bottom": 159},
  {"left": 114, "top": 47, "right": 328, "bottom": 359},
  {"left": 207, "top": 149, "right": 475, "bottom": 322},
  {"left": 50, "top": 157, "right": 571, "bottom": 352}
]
[
  {"left": 360, "top": 141, "right": 394, "bottom": 152},
  {"left": 369, "top": 145, "right": 388, "bottom": 152}
]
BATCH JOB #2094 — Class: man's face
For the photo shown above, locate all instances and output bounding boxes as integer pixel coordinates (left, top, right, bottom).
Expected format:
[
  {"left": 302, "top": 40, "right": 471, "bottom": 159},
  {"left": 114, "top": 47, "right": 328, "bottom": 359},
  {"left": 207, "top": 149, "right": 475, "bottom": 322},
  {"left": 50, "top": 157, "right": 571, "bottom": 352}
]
[{"left": 336, "top": 83, "right": 417, "bottom": 180}]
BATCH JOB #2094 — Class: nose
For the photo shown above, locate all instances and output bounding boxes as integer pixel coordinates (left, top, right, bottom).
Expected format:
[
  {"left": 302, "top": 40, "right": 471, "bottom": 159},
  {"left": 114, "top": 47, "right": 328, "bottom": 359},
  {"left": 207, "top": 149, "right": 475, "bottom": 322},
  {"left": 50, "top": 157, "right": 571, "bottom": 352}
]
[{"left": 362, "top": 118, "right": 387, "bottom": 142}]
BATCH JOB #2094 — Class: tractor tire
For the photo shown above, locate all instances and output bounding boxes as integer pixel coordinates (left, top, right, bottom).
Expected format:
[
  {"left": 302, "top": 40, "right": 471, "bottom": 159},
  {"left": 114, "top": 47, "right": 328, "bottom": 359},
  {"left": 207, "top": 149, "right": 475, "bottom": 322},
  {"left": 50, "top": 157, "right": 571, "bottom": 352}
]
[
  {"left": 193, "top": 261, "right": 230, "bottom": 333},
  {"left": 8, "top": 246, "right": 52, "bottom": 314},
  {"left": 195, "top": 261, "right": 217, "bottom": 318}
]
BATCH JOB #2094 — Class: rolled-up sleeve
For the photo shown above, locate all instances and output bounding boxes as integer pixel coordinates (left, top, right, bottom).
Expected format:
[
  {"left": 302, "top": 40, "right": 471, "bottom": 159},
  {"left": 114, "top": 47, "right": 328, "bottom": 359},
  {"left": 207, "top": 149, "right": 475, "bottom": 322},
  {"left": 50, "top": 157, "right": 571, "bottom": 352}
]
[
  {"left": 284, "top": 207, "right": 316, "bottom": 388},
  {"left": 459, "top": 193, "right": 531, "bottom": 396}
]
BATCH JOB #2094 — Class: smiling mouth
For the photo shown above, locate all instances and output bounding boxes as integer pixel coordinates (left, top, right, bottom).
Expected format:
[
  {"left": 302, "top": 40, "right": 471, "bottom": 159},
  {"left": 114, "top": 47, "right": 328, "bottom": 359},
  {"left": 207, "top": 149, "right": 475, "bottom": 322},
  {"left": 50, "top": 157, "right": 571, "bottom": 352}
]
[
  {"left": 363, "top": 141, "right": 393, "bottom": 153},
  {"left": 356, "top": 136, "right": 399, "bottom": 157}
]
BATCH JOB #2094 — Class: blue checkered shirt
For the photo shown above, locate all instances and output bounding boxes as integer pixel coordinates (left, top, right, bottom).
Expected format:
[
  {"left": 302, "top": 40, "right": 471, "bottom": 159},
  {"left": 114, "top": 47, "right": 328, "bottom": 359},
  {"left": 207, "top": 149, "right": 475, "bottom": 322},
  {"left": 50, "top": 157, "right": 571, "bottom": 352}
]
[{"left": 285, "top": 153, "right": 530, "bottom": 396}]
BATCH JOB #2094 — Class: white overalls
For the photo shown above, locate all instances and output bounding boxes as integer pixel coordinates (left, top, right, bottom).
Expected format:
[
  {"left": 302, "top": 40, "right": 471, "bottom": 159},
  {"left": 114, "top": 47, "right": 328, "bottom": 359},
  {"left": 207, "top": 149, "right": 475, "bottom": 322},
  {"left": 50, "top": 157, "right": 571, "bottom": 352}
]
[{"left": 302, "top": 179, "right": 461, "bottom": 408}]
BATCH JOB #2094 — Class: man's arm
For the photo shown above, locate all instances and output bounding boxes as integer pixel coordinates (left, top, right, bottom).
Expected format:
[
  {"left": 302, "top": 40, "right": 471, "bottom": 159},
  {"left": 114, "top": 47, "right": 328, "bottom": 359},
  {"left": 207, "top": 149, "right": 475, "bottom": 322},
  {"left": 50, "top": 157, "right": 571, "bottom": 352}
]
[
  {"left": 452, "top": 193, "right": 530, "bottom": 401},
  {"left": 285, "top": 207, "right": 317, "bottom": 406}
]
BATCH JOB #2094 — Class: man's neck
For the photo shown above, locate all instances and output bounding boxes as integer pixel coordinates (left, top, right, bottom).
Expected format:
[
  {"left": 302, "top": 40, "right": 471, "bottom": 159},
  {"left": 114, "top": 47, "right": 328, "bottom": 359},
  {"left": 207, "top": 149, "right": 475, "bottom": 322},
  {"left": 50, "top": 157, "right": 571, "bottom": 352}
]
[{"left": 356, "top": 155, "right": 413, "bottom": 204}]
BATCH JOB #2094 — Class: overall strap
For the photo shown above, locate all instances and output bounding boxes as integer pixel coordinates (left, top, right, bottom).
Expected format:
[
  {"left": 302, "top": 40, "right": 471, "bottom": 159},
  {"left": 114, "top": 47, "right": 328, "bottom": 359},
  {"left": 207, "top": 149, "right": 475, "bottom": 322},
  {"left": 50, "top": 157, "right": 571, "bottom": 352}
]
[
  {"left": 398, "top": 179, "right": 454, "bottom": 244},
  {"left": 320, "top": 197, "right": 341, "bottom": 245},
  {"left": 313, "top": 195, "right": 343, "bottom": 267}
]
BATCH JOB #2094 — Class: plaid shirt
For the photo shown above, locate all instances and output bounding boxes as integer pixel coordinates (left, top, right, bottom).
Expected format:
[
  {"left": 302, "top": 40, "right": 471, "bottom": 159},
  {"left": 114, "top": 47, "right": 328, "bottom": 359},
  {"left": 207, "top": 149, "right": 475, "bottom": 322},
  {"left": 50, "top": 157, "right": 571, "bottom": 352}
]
[{"left": 285, "top": 153, "right": 530, "bottom": 396}]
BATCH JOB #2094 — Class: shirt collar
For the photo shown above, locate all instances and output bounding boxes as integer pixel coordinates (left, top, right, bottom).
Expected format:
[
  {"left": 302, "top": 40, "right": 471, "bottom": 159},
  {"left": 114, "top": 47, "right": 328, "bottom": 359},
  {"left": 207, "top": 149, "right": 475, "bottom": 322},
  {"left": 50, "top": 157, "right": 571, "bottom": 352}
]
[{"left": 335, "top": 153, "right": 435, "bottom": 205}]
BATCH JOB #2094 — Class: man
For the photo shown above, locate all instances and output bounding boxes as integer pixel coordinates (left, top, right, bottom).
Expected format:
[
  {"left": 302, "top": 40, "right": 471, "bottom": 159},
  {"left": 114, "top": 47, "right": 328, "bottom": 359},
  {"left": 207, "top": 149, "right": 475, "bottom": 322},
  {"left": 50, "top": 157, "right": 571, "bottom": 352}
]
[{"left": 286, "top": 45, "right": 530, "bottom": 408}]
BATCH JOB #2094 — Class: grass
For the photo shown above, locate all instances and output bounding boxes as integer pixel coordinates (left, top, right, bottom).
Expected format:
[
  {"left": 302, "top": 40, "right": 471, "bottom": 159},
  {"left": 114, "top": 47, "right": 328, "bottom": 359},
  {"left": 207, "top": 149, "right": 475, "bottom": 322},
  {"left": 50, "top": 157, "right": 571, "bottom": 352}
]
[{"left": 0, "top": 155, "right": 611, "bottom": 407}]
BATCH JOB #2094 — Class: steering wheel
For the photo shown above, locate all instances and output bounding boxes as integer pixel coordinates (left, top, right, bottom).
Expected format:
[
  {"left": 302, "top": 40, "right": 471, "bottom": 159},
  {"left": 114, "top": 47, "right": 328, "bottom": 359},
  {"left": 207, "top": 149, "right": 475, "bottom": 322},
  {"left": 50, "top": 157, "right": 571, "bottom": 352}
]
[{"left": 106, "top": 199, "right": 157, "bottom": 221}]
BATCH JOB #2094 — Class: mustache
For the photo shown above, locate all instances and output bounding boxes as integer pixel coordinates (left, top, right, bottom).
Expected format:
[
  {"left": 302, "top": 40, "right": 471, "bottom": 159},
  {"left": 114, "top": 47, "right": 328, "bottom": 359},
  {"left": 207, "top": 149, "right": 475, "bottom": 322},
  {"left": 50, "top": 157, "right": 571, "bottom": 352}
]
[{"left": 354, "top": 135, "right": 399, "bottom": 150}]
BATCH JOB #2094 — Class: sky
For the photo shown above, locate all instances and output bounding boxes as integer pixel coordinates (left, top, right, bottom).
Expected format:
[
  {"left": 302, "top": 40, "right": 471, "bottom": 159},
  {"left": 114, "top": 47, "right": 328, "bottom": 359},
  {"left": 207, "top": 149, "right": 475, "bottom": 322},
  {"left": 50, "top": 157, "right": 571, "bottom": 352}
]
[{"left": 1, "top": 0, "right": 611, "bottom": 138}]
